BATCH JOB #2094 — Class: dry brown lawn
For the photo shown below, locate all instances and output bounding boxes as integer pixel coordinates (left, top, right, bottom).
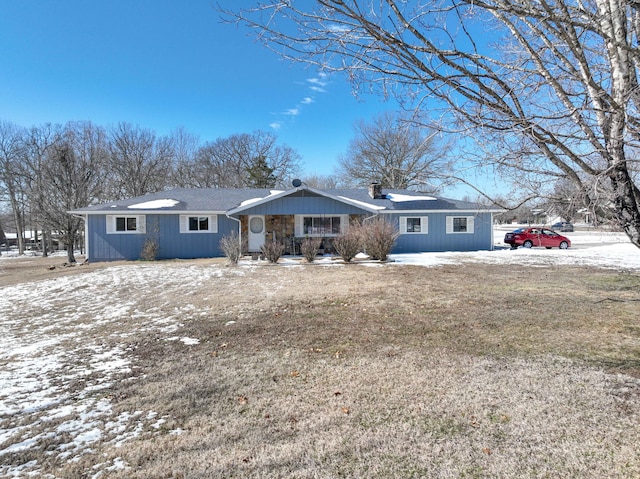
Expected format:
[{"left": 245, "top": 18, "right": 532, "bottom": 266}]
[{"left": 1, "top": 256, "right": 639, "bottom": 478}]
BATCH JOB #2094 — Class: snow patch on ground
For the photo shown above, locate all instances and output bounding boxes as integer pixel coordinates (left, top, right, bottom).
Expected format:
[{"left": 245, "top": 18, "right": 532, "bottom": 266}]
[
  {"left": 391, "top": 242, "right": 640, "bottom": 271},
  {"left": 0, "top": 263, "right": 250, "bottom": 477},
  {"left": 0, "top": 229, "right": 637, "bottom": 476}
]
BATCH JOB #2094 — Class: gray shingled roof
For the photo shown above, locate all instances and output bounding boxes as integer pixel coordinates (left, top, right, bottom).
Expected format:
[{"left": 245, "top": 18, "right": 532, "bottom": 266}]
[
  {"left": 71, "top": 188, "right": 276, "bottom": 213},
  {"left": 70, "top": 187, "right": 496, "bottom": 214},
  {"left": 329, "top": 189, "right": 487, "bottom": 211}
]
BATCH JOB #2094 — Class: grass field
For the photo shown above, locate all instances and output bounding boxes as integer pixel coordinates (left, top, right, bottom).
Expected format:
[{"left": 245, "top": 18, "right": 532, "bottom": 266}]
[{"left": 1, "top": 256, "right": 639, "bottom": 478}]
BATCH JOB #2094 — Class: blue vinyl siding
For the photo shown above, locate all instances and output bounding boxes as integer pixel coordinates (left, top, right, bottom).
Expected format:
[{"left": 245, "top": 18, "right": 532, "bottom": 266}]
[
  {"left": 88, "top": 214, "right": 146, "bottom": 261},
  {"left": 82, "top": 189, "right": 495, "bottom": 261},
  {"left": 87, "top": 211, "right": 493, "bottom": 260},
  {"left": 390, "top": 212, "right": 494, "bottom": 253},
  {"left": 87, "top": 214, "right": 236, "bottom": 261}
]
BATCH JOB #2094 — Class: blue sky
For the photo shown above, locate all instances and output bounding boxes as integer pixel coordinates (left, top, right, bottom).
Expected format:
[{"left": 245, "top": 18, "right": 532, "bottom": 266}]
[{"left": 0, "top": 1, "right": 394, "bottom": 180}]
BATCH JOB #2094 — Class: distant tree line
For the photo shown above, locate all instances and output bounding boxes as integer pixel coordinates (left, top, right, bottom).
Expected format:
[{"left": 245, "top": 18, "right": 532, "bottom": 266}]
[
  {"left": 0, "top": 120, "right": 302, "bottom": 261},
  {"left": 0, "top": 112, "right": 456, "bottom": 262}
]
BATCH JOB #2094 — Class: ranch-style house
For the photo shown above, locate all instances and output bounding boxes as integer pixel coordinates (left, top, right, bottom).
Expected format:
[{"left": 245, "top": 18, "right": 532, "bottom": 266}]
[{"left": 69, "top": 183, "right": 501, "bottom": 262}]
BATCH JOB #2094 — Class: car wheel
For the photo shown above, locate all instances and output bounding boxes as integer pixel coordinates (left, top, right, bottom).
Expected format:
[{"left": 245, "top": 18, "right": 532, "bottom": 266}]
[
  {"left": 559, "top": 241, "right": 569, "bottom": 249},
  {"left": 523, "top": 240, "right": 533, "bottom": 248}
]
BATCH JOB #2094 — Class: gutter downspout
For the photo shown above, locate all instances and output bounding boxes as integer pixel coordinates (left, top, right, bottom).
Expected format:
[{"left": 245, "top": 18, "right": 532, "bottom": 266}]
[
  {"left": 490, "top": 212, "right": 495, "bottom": 251},
  {"left": 362, "top": 212, "right": 381, "bottom": 224},
  {"left": 225, "top": 212, "right": 242, "bottom": 254}
]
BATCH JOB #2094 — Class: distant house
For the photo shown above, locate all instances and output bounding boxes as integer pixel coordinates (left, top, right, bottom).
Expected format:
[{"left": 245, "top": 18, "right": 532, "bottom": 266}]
[{"left": 69, "top": 183, "right": 501, "bottom": 262}]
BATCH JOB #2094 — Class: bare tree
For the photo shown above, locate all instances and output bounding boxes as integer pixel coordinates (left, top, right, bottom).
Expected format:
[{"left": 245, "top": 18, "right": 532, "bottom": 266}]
[
  {"left": 337, "top": 112, "right": 449, "bottom": 191},
  {"left": 170, "top": 127, "right": 201, "bottom": 188},
  {"left": 302, "top": 173, "right": 340, "bottom": 189},
  {"left": 176, "top": 131, "right": 301, "bottom": 188},
  {"left": 0, "top": 120, "right": 27, "bottom": 254},
  {"left": 224, "top": 0, "right": 640, "bottom": 248},
  {"left": 544, "top": 178, "right": 586, "bottom": 224},
  {"left": 107, "top": 122, "right": 174, "bottom": 199},
  {"left": 23, "top": 123, "right": 60, "bottom": 256},
  {"left": 175, "top": 140, "right": 227, "bottom": 188},
  {"left": 36, "top": 122, "right": 108, "bottom": 263}
]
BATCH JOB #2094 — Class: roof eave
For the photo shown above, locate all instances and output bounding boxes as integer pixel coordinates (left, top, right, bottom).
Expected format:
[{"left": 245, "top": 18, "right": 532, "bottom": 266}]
[
  {"left": 68, "top": 209, "right": 227, "bottom": 215},
  {"left": 379, "top": 207, "right": 504, "bottom": 214}
]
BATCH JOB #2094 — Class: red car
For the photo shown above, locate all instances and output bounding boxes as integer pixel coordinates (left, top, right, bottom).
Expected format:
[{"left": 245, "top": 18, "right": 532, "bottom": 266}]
[{"left": 504, "top": 227, "right": 571, "bottom": 249}]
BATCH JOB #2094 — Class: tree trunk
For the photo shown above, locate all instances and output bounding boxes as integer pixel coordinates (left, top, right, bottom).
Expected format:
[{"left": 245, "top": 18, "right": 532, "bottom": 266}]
[
  {"left": 42, "top": 230, "right": 48, "bottom": 257},
  {"left": 67, "top": 239, "right": 76, "bottom": 263},
  {"left": 610, "top": 165, "right": 640, "bottom": 248},
  {"left": 10, "top": 194, "right": 25, "bottom": 255}
]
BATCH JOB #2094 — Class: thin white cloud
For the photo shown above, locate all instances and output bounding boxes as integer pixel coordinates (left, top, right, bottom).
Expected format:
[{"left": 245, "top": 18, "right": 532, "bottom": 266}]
[
  {"left": 307, "top": 77, "right": 328, "bottom": 87},
  {"left": 268, "top": 74, "right": 329, "bottom": 131}
]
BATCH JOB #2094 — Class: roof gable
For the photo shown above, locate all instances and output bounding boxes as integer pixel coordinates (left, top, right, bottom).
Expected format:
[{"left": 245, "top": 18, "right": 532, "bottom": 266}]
[{"left": 226, "top": 185, "right": 382, "bottom": 215}]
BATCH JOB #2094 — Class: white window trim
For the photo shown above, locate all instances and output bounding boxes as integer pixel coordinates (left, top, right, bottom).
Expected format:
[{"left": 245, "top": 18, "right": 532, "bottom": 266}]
[
  {"left": 106, "top": 215, "right": 146, "bottom": 234},
  {"left": 446, "top": 216, "right": 475, "bottom": 234},
  {"left": 295, "top": 214, "right": 348, "bottom": 237},
  {"left": 399, "top": 216, "right": 429, "bottom": 235},
  {"left": 179, "top": 215, "right": 218, "bottom": 233}
]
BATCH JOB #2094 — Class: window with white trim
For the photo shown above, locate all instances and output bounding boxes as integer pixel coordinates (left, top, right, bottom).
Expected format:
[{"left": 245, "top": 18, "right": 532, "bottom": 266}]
[
  {"left": 399, "top": 216, "right": 428, "bottom": 234},
  {"left": 295, "top": 215, "right": 347, "bottom": 237},
  {"left": 106, "top": 215, "right": 146, "bottom": 234},
  {"left": 180, "top": 215, "right": 218, "bottom": 233},
  {"left": 446, "top": 216, "right": 475, "bottom": 234}
]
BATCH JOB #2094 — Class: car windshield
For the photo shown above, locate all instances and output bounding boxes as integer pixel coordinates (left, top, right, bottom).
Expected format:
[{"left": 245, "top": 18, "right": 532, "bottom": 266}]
[{"left": 511, "top": 228, "right": 525, "bottom": 233}]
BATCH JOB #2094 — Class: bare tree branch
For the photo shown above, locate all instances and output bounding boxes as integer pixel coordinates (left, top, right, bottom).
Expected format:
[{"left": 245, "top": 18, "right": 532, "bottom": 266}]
[{"left": 222, "top": 0, "right": 640, "bottom": 247}]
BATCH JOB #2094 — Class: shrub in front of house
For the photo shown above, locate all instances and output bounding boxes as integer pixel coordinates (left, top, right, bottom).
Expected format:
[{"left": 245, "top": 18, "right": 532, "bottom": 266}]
[
  {"left": 140, "top": 238, "right": 159, "bottom": 261},
  {"left": 220, "top": 231, "right": 246, "bottom": 266},
  {"left": 140, "top": 222, "right": 160, "bottom": 261},
  {"left": 361, "top": 217, "right": 399, "bottom": 261},
  {"left": 300, "top": 237, "right": 322, "bottom": 263},
  {"left": 261, "top": 241, "right": 285, "bottom": 263},
  {"left": 333, "top": 227, "right": 362, "bottom": 263}
]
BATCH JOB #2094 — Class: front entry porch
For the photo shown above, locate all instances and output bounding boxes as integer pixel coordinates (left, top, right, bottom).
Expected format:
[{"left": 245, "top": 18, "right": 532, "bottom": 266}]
[{"left": 239, "top": 214, "right": 360, "bottom": 255}]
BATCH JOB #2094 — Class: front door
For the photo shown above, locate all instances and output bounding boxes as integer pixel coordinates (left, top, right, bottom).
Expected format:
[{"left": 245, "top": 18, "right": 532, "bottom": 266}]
[{"left": 248, "top": 215, "right": 266, "bottom": 252}]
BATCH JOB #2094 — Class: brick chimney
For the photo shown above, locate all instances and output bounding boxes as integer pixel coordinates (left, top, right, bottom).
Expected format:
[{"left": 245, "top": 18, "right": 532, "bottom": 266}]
[{"left": 368, "top": 182, "right": 384, "bottom": 199}]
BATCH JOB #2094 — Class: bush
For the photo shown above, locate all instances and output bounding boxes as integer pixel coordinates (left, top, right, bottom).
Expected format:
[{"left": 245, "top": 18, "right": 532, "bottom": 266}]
[
  {"left": 333, "top": 227, "right": 362, "bottom": 263},
  {"left": 219, "top": 231, "right": 246, "bottom": 265},
  {"left": 261, "top": 241, "right": 285, "bottom": 263},
  {"left": 140, "top": 238, "right": 159, "bottom": 261},
  {"left": 361, "top": 217, "right": 399, "bottom": 261},
  {"left": 300, "top": 237, "right": 322, "bottom": 263}
]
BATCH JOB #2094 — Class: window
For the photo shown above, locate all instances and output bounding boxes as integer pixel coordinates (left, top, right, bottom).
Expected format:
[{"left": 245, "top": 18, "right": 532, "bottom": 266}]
[
  {"left": 189, "top": 216, "right": 209, "bottom": 231},
  {"left": 180, "top": 215, "right": 218, "bottom": 233},
  {"left": 304, "top": 216, "right": 341, "bottom": 235},
  {"left": 399, "top": 216, "right": 428, "bottom": 234},
  {"left": 295, "top": 215, "right": 346, "bottom": 236},
  {"left": 453, "top": 217, "right": 467, "bottom": 232},
  {"left": 107, "top": 215, "right": 145, "bottom": 234},
  {"left": 446, "top": 216, "right": 475, "bottom": 234},
  {"left": 117, "top": 217, "right": 137, "bottom": 231}
]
